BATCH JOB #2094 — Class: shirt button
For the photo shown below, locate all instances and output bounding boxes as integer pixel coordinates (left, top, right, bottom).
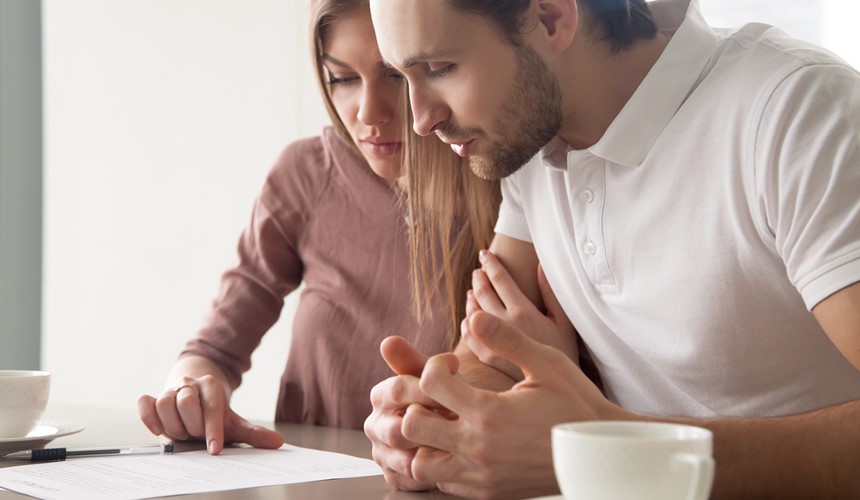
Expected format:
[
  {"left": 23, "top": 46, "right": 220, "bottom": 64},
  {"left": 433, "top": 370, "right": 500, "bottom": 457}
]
[
  {"left": 583, "top": 240, "right": 597, "bottom": 255},
  {"left": 580, "top": 189, "right": 594, "bottom": 204}
]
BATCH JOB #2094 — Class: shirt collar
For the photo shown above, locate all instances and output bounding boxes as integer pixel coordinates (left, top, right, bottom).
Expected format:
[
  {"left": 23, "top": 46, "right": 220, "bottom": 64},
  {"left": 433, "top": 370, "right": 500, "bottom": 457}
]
[{"left": 541, "top": 0, "right": 719, "bottom": 170}]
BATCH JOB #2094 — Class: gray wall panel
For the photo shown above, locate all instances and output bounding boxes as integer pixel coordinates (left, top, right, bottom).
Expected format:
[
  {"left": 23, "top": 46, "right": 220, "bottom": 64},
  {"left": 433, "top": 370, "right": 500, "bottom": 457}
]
[{"left": 0, "top": 0, "right": 43, "bottom": 369}]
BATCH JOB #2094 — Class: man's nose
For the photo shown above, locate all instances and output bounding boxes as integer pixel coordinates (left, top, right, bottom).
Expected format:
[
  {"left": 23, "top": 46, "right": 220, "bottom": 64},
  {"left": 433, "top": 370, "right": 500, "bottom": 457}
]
[{"left": 409, "top": 85, "right": 447, "bottom": 136}]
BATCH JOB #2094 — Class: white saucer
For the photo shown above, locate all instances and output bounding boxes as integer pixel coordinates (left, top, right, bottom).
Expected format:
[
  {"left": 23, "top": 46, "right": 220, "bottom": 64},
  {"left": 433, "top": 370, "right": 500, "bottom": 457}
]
[{"left": 0, "top": 420, "right": 85, "bottom": 456}]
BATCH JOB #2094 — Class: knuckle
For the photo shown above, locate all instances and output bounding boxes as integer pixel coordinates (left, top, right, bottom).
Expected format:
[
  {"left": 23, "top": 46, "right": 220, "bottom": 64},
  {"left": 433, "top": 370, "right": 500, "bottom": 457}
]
[
  {"left": 368, "top": 379, "right": 390, "bottom": 406},
  {"left": 389, "top": 377, "right": 408, "bottom": 403},
  {"left": 138, "top": 412, "right": 156, "bottom": 428},
  {"left": 410, "top": 454, "right": 428, "bottom": 482},
  {"left": 154, "top": 395, "right": 174, "bottom": 413},
  {"left": 363, "top": 414, "right": 376, "bottom": 437},
  {"left": 472, "top": 283, "right": 489, "bottom": 301},
  {"left": 381, "top": 468, "right": 402, "bottom": 487},
  {"left": 175, "top": 399, "right": 197, "bottom": 415},
  {"left": 478, "top": 352, "right": 499, "bottom": 369},
  {"left": 470, "top": 441, "right": 494, "bottom": 465},
  {"left": 200, "top": 397, "right": 220, "bottom": 413},
  {"left": 543, "top": 343, "right": 568, "bottom": 364},
  {"left": 395, "top": 450, "right": 415, "bottom": 476},
  {"left": 137, "top": 397, "right": 156, "bottom": 418},
  {"left": 370, "top": 443, "right": 385, "bottom": 466},
  {"left": 460, "top": 318, "right": 471, "bottom": 337},
  {"left": 383, "top": 469, "right": 425, "bottom": 492},
  {"left": 383, "top": 421, "right": 407, "bottom": 447},
  {"left": 470, "top": 398, "right": 497, "bottom": 431},
  {"left": 486, "top": 266, "right": 508, "bottom": 284},
  {"left": 418, "top": 373, "right": 435, "bottom": 395},
  {"left": 507, "top": 305, "right": 526, "bottom": 323}
]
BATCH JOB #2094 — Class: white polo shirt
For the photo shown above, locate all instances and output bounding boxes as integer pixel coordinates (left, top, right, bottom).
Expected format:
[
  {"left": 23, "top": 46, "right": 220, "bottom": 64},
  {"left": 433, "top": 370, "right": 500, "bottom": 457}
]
[{"left": 495, "top": 0, "right": 860, "bottom": 417}]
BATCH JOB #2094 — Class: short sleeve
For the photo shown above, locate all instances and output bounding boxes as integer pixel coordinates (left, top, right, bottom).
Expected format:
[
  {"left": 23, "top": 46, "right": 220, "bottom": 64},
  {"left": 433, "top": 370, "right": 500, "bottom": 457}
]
[
  {"left": 754, "top": 62, "right": 860, "bottom": 309},
  {"left": 494, "top": 173, "right": 534, "bottom": 243}
]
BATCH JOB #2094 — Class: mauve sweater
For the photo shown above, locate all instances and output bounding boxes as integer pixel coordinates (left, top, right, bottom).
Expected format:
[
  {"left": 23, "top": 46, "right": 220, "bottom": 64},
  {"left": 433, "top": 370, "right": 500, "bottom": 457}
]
[{"left": 181, "top": 127, "right": 450, "bottom": 429}]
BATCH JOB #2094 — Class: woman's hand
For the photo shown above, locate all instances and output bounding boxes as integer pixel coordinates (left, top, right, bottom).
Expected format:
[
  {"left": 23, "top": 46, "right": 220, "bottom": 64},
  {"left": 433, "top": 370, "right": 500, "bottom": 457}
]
[
  {"left": 461, "top": 250, "right": 579, "bottom": 380},
  {"left": 137, "top": 372, "right": 284, "bottom": 454}
]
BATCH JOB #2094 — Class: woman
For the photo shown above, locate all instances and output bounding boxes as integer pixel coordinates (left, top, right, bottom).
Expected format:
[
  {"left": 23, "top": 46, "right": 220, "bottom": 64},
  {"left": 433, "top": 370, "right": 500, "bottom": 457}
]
[{"left": 137, "top": 0, "right": 499, "bottom": 455}]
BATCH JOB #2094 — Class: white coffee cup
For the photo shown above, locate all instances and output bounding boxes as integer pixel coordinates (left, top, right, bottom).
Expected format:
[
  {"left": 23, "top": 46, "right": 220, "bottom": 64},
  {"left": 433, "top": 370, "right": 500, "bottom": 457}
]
[
  {"left": 0, "top": 370, "right": 51, "bottom": 438},
  {"left": 552, "top": 421, "right": 714, "bottom": 500}
]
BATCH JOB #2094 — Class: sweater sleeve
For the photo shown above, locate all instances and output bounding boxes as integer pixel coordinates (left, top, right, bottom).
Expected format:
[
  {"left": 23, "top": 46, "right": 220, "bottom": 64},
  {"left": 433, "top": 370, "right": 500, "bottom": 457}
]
[{"left": 180, "top": 136, "right": 331, "bottom": 388}]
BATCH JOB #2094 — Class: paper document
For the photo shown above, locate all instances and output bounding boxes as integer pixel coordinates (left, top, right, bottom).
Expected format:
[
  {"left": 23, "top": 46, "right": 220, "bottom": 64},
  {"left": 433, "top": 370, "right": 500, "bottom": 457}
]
[{"left": 0, "top": 443, "right": 382, "bottom": 500}]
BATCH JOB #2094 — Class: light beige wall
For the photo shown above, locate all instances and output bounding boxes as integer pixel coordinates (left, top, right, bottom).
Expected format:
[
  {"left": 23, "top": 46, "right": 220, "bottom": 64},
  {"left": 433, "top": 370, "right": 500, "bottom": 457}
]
[
  {"left": 700, "top": 0, "right": 860, "bottom": 68},
  {"left": 822, "top": 0, "right": 860, "bottom": 68},
  {"left": 42, "top": 0, "right": 327, "bottom": 420}
]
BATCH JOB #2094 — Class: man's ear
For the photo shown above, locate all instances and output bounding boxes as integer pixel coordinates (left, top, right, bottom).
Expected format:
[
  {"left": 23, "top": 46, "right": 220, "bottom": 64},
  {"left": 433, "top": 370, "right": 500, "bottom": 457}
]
[{"left": 534, "top": 0, "right": 578, "bottom": 52}]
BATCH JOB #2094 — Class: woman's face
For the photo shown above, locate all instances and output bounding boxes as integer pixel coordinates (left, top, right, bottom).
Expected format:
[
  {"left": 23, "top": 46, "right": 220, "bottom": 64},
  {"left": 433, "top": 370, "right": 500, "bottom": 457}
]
[{"left": 322, "top": 7, "right": 405, "bottom": 179}]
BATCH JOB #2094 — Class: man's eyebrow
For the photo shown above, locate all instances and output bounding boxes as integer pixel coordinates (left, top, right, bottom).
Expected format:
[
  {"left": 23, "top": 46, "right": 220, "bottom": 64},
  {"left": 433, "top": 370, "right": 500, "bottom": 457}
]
[
  {"left": 393, "top": 50, "right": 455, "bottom": 70},
  {"left": 401, "top": 51, "right": 434, "bottom": 69}
]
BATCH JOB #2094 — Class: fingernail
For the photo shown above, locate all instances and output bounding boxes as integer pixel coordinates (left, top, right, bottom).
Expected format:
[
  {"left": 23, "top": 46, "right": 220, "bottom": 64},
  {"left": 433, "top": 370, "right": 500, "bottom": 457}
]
[
  {"left": 478, "top": 249, "right": 488, "bottom": 262},
  {"left": 207, "top": 439, "right": 218, "bottom": 454}
]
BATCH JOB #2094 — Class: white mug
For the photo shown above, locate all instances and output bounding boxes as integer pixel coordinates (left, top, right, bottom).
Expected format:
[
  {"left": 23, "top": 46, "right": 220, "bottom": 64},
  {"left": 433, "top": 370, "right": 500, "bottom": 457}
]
[
  {"left": 552, "top": 421, "right": 714, "bottom": 500},
  {"left": 0, "top": 370, "right": 51, "bottom": 438}
]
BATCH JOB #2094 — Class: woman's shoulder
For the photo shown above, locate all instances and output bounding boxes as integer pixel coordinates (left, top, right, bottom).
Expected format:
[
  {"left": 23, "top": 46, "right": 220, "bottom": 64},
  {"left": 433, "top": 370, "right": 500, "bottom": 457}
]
[
  {"left": 259, "top": 127, "right": 360, "bottom": 209},
  {"left": 269, "top": 127, "right": 360, "bottom": 178}
]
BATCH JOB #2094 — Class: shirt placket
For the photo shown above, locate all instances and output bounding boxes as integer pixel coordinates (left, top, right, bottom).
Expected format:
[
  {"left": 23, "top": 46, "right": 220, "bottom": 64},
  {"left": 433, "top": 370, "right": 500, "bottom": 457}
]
[{"left": 566, "top": 150, "right": 615, "bottom": 290}]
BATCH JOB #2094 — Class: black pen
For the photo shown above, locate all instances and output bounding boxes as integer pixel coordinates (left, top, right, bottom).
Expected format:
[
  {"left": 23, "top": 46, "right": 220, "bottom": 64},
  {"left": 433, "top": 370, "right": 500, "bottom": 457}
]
[{"left": 3, "top": 443, "right": 173, "bottom": 462}]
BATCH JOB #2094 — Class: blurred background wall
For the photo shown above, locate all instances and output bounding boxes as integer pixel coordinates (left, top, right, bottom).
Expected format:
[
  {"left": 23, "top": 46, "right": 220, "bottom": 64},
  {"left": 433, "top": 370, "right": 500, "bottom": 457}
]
[{"left": 38, "top": 0, "right": 326, "bottom": 420}]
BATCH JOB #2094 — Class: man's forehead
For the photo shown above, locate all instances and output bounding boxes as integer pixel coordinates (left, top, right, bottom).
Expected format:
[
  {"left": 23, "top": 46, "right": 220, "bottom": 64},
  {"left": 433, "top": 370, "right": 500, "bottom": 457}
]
[{"left": 369, "top": 0, "right": 460, "bottom": 67}]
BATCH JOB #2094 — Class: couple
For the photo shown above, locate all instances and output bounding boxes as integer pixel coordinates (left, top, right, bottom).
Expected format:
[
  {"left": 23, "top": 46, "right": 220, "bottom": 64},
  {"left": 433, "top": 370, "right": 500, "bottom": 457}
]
[
  {"left": 365, "top": 0, "right": 860, "bottom": 499},
  {"left": 139, "top": 0, "right": 860, "bottom": 498}
]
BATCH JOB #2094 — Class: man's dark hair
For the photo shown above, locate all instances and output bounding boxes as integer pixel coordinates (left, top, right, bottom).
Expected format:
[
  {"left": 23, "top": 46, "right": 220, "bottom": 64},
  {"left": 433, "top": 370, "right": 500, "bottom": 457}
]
[{"left": 448, "top": 0, "right": 658, "bottom": 52}]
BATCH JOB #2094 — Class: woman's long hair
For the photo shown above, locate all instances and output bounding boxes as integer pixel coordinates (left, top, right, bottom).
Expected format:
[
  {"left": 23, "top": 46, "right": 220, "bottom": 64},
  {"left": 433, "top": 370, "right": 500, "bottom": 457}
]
[
  {"left": 311, "top": 0, "right": 500, "bottom": 349},
  {"left": 309, "top": 0, "right": 363, "bottom": 151},
  {"left": 402, "top": 99, "right": 501, "bottom": 349}
]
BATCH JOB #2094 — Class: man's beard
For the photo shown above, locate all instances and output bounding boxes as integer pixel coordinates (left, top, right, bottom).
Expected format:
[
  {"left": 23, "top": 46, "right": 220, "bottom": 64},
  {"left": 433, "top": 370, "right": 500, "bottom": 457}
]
[{"left": 438, "top": 43, "right": 562, "bottom": 180}]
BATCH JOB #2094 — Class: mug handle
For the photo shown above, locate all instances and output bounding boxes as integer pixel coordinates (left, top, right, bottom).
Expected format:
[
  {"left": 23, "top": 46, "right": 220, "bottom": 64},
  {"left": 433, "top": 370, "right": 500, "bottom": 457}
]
[{"left": 672, "top": 453, "right": 715, "bottom": 500}]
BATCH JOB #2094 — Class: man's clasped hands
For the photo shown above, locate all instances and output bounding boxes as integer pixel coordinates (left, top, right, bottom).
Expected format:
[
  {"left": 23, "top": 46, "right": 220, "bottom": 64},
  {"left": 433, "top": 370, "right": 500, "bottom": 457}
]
[{"left": 364, "top": 249, "right": 626, "bottom": 499}]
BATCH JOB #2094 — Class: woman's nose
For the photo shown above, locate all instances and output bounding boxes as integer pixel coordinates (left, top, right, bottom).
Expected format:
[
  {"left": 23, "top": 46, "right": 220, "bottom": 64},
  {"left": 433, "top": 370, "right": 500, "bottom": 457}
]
[{"left": 357, "top": 81, "right": 395, "bottom": 126}]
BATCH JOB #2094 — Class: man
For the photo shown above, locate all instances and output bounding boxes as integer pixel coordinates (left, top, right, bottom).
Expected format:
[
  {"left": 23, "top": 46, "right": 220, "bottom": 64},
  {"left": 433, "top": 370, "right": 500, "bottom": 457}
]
[{"left": 366, "top": 0, "right": 860, "bottom": 498}]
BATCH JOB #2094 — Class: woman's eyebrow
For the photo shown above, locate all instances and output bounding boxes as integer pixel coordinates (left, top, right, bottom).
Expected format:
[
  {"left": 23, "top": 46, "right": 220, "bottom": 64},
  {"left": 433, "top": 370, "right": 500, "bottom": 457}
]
[{"left": 322, "top": 54, "right": 349, "bottom": 68}]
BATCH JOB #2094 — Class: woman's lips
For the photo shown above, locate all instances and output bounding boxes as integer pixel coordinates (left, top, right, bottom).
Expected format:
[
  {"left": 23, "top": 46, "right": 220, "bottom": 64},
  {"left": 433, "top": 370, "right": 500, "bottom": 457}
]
[{"left": 361, "top": 140, "right": 402, "bottom": 157}]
